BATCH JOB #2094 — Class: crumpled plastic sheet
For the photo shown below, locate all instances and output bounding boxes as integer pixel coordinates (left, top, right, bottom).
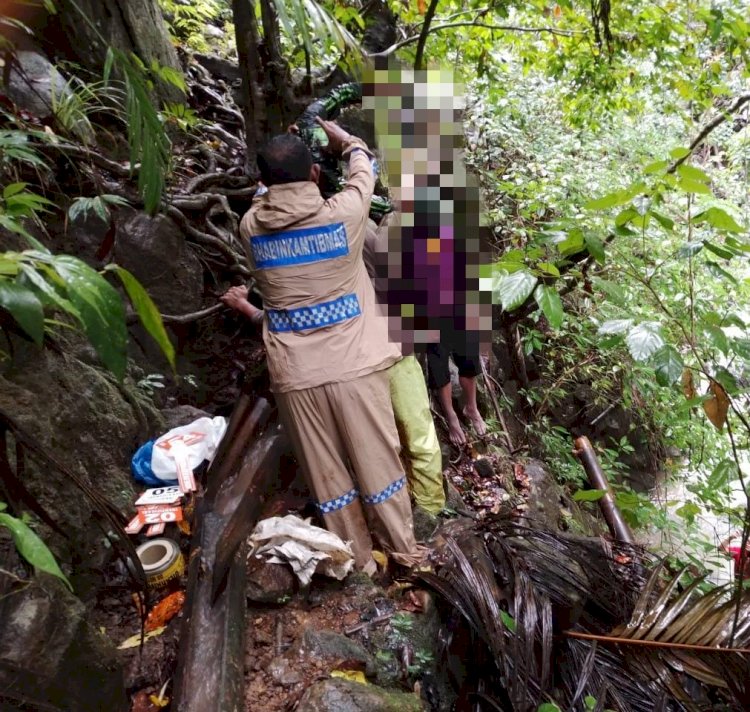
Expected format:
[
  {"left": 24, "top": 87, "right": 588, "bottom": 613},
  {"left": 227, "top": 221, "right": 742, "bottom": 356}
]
[{"left": 248, "top": 514, "right": 355, "bottom": 586}]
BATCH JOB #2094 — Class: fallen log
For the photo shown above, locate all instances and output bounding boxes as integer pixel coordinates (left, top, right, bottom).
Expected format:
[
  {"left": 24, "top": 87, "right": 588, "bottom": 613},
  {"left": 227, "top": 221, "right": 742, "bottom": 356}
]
[{"left": 172, "top": 403, "right": 289, "bottom": 712}]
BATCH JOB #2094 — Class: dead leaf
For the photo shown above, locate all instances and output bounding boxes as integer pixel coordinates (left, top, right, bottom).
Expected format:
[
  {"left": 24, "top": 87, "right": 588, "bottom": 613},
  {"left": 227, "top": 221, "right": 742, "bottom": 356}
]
[
  {"left": 372, "top": 550, "right": 388, "bottom": 570},
  {"left": 417, "top": 0, "right": 426, "bottom": 15},
  {"left": 149, "top": 694, "right": 169, "bottom": 708},
  {"left": 131, "top": 690, "right": 159, "bottom": 712},
  {"left": 703, "top": 380, "right": 729, "bottom": 431},
  {"left": 118, "top": 626, "right": 166, "bottom": 650},
  {"left": 331, "top": 669, "right": 368, "bottom": 684},
  {"left": 553, "top": 4, "right": 562, "bottom": 19},
  {"left": 682, "top": 369, "right": 696, "bottom": 399},
  {"left": 145, "top": 591, "right": 186, "bottom": 632}
]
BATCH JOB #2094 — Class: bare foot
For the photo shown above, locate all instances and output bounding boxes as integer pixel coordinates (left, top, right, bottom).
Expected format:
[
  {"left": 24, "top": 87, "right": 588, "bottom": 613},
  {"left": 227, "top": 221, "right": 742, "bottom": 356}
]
[
  {"left": 463, "top": 406, "right": 487, "bottom": 438},
  {"left": 446, "top": 412, "right": 466, "bottom": 446}
]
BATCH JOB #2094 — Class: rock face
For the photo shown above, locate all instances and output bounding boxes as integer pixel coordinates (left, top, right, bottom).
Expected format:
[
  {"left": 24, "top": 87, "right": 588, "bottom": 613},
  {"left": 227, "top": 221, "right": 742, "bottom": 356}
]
[
  {"left": 0, "top": 333, "right": 163, "bottom": 561},
  {"left": 246, "top": 557, "right": 296, "bottom": 604},
  {"left": 0, "top": 575, "right": 127, "bottom": 711},
  {"left": 0, "top": 49, "right": 72, "bottom": 118},
  {"left": 294, "top": 628, "right": 375, "bottom": 677},
  {"left": 113, "top": 212, "right": 204, "bottom": 316},
  {"left": 296, "top": 678, "right": 424, "bottom": 712}
]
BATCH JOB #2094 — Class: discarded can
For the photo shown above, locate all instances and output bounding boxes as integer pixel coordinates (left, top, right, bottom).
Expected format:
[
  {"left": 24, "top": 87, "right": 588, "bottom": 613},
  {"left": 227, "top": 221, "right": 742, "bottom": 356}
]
[{"left": 136, "top": 538, "right": 185, "bottom": 590}]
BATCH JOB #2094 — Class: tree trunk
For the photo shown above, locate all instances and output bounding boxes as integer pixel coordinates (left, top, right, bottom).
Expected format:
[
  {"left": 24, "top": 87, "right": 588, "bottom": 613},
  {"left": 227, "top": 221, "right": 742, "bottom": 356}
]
[
  {"left": 232, "top": 0, "right": 266, "bottom": 175},
  {"left": 259, "top": 0, "right": 297, "bottom": 137},
  {"left": 43, "top": 0, "right": 182, "bottom": 103},
  {"left": 232, "top": 0, "right": 300, "bottom": 175}
]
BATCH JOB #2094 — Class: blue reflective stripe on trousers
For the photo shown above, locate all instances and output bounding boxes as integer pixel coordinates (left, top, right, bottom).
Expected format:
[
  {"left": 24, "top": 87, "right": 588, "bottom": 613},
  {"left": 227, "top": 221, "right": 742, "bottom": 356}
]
[
  {"left": 317, "top": 488, "right": 358, "bottom": 514},
  {"left": 362, "top": 476, "right": 406, "bottom": 505}
]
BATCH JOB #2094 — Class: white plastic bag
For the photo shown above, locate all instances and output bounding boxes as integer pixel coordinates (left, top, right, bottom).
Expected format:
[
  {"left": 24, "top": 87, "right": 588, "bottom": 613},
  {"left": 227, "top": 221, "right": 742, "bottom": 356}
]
[
  {"left": 249, "top": 515, "right": 355, "bottom": 586},
  {"left": 150, "top": 416, "right": 227, "bottom": 484}
]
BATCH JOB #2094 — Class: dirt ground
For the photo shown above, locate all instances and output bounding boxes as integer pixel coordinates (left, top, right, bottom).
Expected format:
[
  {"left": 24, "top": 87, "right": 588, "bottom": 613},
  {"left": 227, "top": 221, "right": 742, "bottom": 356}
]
[{"left": 88, "top": 417, "right": 518, "bottom": 712}]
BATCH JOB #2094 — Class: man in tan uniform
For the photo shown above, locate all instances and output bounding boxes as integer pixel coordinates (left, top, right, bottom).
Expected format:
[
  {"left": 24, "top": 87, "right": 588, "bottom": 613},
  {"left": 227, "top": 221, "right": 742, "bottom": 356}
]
[{"left": 229, "top": 118, "right": 422, "bottom": 572}]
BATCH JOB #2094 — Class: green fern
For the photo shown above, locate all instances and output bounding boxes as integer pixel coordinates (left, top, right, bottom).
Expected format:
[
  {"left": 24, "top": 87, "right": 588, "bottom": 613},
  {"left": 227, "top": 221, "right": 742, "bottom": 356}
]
[
  {"left": 104, "top": 49, "right": 172, "bottom": 215},
  {"left": 68, "top": 194, "right": 130, "bottom": 223},
  {"left": 159, "top": 0, "right": 223, "bottom": 52},
  {"left": 272, "top": 0, "right": 365, "bottom": 75},
  {"left": 50, "top": 76, "right": 124, "bottom": 146}
]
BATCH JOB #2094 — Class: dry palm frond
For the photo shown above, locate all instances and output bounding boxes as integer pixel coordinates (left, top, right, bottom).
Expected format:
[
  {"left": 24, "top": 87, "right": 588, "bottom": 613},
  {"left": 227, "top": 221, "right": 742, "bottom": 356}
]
[{"left": 421, "top": 517, "right": 750, "bottom": 711}]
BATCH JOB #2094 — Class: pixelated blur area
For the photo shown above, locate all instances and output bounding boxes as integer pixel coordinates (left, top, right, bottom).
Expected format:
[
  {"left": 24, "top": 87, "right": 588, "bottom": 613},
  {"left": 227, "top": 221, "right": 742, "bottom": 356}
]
[{"left": 362, "top": 64, "right": 493, "bottom": 354}]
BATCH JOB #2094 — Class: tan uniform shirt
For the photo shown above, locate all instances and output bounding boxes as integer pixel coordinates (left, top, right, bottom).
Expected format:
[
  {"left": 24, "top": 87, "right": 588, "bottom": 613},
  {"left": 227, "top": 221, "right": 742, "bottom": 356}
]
[{"left": 239, "top": 139, "right": 400, "bottom": 393}]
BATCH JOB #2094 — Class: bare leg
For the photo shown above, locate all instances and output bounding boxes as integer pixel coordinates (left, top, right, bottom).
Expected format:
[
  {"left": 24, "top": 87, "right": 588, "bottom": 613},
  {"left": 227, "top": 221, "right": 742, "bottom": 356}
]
[
  {"left": 460, "top": 375, "right": 487, "bottom": 437},
  {"left": 436, "top": 382, "right": 466, "bottom": 446}
]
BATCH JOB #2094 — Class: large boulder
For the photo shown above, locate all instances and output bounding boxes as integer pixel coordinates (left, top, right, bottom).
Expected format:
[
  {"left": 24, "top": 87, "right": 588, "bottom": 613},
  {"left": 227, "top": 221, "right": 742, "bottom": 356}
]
[
  {"left": 297, "top": 678, "right": 424, "bottom": 712},
  {"left": 0, "top": 49, "right": 72, "bottom": 119},
  {"left": 0, "top": 574, "right": 127, "bottom": 711},
  {"left": 113, "top": 212, "right": 204, "bottom": 316},
  {"left": 0, "top": 333, "right": 163, "bottom": 567}
]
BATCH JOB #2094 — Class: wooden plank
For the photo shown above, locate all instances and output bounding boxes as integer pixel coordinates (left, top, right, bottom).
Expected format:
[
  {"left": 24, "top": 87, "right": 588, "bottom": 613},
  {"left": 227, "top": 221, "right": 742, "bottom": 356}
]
[{"left": 172, "top": 415, "right": 287, "bottom": 712}]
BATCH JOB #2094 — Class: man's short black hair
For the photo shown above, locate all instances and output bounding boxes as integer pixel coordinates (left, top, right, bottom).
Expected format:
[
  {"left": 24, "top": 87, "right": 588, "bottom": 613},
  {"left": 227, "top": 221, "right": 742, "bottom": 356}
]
[{"left": 257, "top": 134, "right": 313, "bottom": 186}]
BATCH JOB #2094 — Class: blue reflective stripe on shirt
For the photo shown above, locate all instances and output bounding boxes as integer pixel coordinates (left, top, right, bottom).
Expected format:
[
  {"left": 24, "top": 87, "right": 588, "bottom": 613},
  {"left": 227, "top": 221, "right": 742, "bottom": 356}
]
[
  {"left": 266, "top": 294, "right": 361, "bottom": 333},
  {"left": 250, "top": 222, "right": 349, "bottom": 269}
]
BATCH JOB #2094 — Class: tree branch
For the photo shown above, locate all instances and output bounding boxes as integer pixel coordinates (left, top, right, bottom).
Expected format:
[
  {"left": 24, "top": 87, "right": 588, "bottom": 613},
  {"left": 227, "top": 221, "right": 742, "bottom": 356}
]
[
  {"left": 372, "top": 20, "right": 584, "bottom": 57},
  {"left": 414, "top": 0, "right": 441, "bottom": 71},
  {"left": 668, "top": 93, "right": 750, "bottom": 173}
]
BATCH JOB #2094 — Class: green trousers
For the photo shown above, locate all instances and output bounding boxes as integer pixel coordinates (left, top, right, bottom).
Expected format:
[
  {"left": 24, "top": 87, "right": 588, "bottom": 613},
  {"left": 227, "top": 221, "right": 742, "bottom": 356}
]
[{"left": 387, "top": 355, "right": 445, "bottom": 514}]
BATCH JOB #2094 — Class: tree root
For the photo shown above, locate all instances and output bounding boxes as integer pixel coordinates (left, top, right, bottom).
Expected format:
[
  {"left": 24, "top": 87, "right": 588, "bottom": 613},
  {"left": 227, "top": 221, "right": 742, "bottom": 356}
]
[
  {"left": 165, "top": 205, "right": 250, "bottom": 277},
  {"left": 184, "top": 171, "right": 250, "bottom": 194}
]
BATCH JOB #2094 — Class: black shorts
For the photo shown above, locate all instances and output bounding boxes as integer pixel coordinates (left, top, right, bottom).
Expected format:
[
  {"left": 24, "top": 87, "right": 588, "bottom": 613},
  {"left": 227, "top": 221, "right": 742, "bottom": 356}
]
[{"left": 426, "top": 342, "right": 480, "bottom": 390}]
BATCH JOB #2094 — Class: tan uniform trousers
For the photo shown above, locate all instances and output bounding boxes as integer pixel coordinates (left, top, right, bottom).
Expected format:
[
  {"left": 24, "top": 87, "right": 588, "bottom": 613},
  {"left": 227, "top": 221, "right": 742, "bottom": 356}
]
[{"left": 274, "top": 369, "right": 421, "bottom": 571}]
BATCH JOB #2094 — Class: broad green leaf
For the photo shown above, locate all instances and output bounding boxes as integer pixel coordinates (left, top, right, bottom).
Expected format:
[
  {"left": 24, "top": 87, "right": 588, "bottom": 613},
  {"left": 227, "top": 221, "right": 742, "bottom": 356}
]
[
  {"left": 3, "top": 182, "right": 28, "bottom": 199},
  {"left": 669, "top": 147, "right": 690, "bottom": 159},
  {"left": 615, "top": 208, "right": 637, "bottom": 226},
  {"left": 495, "top": 259, "right": 526, "bottom": 274},
  {"left": 0, "top": 512, "right": 72, "bottom": 590},
  {"left": 709, "top": 459, "right": 739, "bottom": 489},
  {"left": 597, "top": 319, "right": 633, "bottom": 335},
  {"left": 712, "top": 367, "right": 738, "bottom": 394},
  {"left": 704, "top": 241, "right": 735, "bottom": 260},
  {"left": 726, "top": 236, "right": 750, "bottom": 253},
  {"left": 731, "top": 338, "right": 750, "bottom": 360},
  {"left": 705, "top": 261, "right": 737, "bottom": 283},
  {"left": 108, "top": 265, "right": 175, "bottom": 370},
  {"left": 695, "top": 207, "right": 745, "bottom": 232},
  {"left": 537, "top": 705, "right": 562, "bottom": 712},
  {"left": 499, "top": 610, "right": 517, "bottom": 633},
  {"left": 0, "top": 258, "right": 19, "bottom": 276},
  {"left": 626, "top": 322, "right": 665, "bottom": 362},
  {"left": 534, "top": 285, "right": 564, "bottom": 329},
  {"left": 678, "top": 241, "right": 703, "bottom": 258},
  {"left": 556, "top": 229, "right": 585, "bottom": 256},
  {"left": 677, "top": 164, "right": 710, "bottom": 183},
  {"left": 0, "top": 280, "right": 44, "bottom": 344},
  {"left": 537, "top": 262, "right": 560, "bottom": 277},
  {"left": 573, "top": 489, "right": 607, "bottom": 502},
  {"left": 651, "top": 211, "right": 674, "bottom": 231},
  {"left": 650, "top": 344, "right": 684, "bottom": 386},
  {"left": 495, "top": 270, "right": 537, "bottom": 312},
  {"left": 52, "top": 256, "right": 128, "bottom": 380},
  {"left": 675, "top": 501, "right": 700, "bottom": 524},
  {"left": 592, "top": 278, "right": 626, "bottom": 305},
  {"left": 18, "top": 264, "right": 79, "bottom": 316},
  {"left": 677, "top": 177, "right": 712, "bottom": 194},
  {"left": 643, "top": 159, "right": 668, "bottom": 175},
  {"left": 584, "top": 234, "right": 606, "bottom": 264},
  {"left": 585, "top": 191, "right": 627, "bottom": 210}
]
